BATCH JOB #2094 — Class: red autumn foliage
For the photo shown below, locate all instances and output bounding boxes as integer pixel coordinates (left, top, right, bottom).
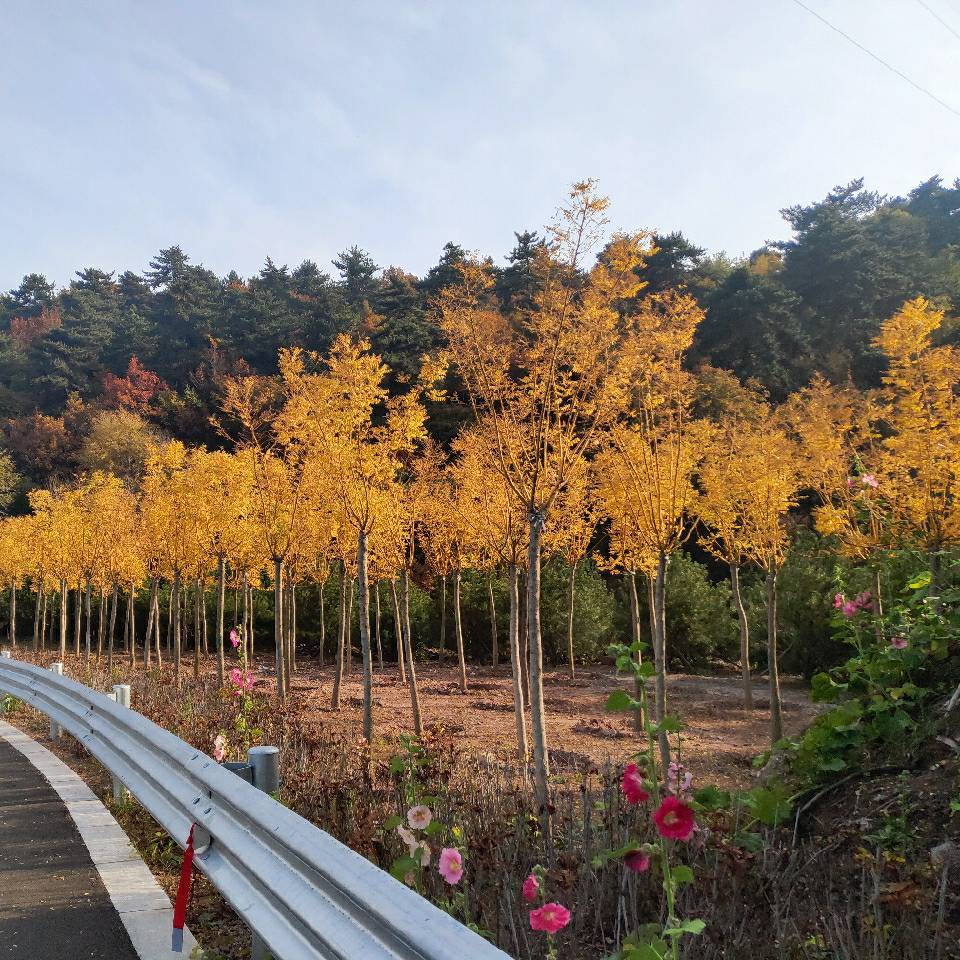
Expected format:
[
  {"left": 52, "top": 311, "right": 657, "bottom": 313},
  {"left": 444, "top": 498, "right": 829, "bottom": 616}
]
[
  {"left": 8, "top": 306, "right": 61, "bottom": 348},
  {"left": 102, "top": 357, "right": 168, "bottom": 414}
]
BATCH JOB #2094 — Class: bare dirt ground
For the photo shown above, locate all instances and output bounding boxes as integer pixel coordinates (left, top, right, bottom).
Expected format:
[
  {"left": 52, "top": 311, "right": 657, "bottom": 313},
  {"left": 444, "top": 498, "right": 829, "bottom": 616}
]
[{"left": 267, "top": 657, "right": 817, "bottom": 788}]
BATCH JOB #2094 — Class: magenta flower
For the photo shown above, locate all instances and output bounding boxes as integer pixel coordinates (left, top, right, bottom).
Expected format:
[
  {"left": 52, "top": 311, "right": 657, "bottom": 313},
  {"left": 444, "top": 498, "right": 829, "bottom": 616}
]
[
  {"left": 833, "top": 593, "right": 845, "bottom": 610},
  {"left": 861, "top": 474, "right": 878, "bottom": 489},
  {"left": 889, "top": 636, "right": 908, "bottom": 650},
  {"left": 653, "top": 796, "right": 696, "bottom": 841},
  {"left": 229, "top": 668, "right": 255, "bottom": 696},
  {"left": 438, "top": 847, "right": 463, "bottom": 885},
  {"left": 624, "top": 850, "right": 651, "bottom": 873},
  {"left": 229, "top": 628, "right": 240, "bottom": 648},
  {"left": 846, "top": 476, "right": 856, "bottom": 489},
  {"left": 841, "top": 601, "right": 859, "bottom": 618},
  {"left": 529, "top": 902, "right": 571, "bottom": 934},
  {"left": 522, "top": 873, "right": 540, "bottom": 903},
  {"left": 621, "top": 763, "right": 649, "bottom": 805},
  {"left": 666, "top": 760, "right": 692, "bottom": 798}
]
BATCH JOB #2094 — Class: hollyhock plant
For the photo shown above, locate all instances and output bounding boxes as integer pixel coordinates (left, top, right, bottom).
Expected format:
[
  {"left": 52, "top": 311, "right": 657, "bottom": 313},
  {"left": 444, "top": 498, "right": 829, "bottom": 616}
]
[
  {"left": 407, "top": 805, "right": 432, "bottom": 830},
  {"left": 529, "top": 902, "right": 571, "bottom": 934},
  {"left": 834, "top": 593, "right": 844, "bottom": 610},
  {"left": 653, "top": 795, "right": 696, "bottom": 842},
  {"left": 890, "top": 635, "right": 908, "bottom": 650},
  {"left": 438, "top": 847, "right": 463, "bottom": 885},
  {"left": 621, "top": 762, "right": 649, "bottom": 804},
  {"left": 522, "top": 873, "right": 540, "bottom": 902},
  {"left": 229, "top": 628, "right": 240, "bottom": 648},
  {"left": 666, "top": 760, "right": 692, "bottom": 798},
  {"left": 624, "top": 850, "right": 651, "bottom": 873},
  {"left": 861, "top": 474, "right": 878, "bottom": 488}
]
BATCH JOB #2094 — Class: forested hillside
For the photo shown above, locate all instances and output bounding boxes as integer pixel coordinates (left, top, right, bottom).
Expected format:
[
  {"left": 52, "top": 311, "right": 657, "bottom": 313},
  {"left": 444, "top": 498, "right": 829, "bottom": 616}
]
[{"left": 1, "top": 175, "right": 957, "bottom": 500}]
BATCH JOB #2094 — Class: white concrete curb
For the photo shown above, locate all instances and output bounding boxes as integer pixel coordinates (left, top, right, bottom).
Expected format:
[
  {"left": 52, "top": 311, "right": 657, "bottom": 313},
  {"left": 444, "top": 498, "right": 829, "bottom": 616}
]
[{"left": 0, "top": 719, "right": 198, "bottom": 960}]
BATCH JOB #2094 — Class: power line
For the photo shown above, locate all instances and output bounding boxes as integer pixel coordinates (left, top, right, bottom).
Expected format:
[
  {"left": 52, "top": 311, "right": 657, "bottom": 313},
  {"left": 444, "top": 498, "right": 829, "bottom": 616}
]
[
  {"left": 788, "top": 0, "right": 960, "bottom": 119},
  {"left": 915, "top": 0, "right": 960, "bottom": 43}
]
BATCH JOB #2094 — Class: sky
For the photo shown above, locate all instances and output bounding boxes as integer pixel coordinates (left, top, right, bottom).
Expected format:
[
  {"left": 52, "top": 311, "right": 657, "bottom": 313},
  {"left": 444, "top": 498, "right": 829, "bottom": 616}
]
[{"left": 2, "top": 0, "right": 960, "bottom": 290}]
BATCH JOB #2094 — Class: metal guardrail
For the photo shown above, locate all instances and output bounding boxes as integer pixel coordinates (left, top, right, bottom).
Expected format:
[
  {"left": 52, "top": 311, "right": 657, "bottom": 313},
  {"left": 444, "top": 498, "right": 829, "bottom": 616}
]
[{"left": 0, "top": 656, "right": 511, "bottom": 960}]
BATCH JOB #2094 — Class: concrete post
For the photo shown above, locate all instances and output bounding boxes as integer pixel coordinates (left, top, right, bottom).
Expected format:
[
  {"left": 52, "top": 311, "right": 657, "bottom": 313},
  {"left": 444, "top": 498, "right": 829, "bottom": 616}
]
[
  {"left": 110, "top": 685, "right": 131, "bottom": 802},
  {"left": 248, "top": 744, "right": 280, "bottom": 960},
  {"left": 0, "top": 650, "right": 9, "bottom": 713},
  {"left": 49, "top": 662, "right": 63, "bottom": 740}
]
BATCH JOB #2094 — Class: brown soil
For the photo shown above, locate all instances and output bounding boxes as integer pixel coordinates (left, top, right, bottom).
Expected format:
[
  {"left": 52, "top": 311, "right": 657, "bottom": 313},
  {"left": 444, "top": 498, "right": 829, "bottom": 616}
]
[{"left": 269, "top": 657, "right": 817, "bottom": 788}]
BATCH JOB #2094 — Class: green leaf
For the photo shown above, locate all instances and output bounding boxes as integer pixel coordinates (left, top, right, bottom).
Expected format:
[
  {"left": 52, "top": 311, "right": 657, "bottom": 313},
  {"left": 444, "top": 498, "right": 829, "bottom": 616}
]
[
  {"left": 605, "top": 690, "right": 636, "bottom": 712},
  {"left": 664, "top": 919, "right": 706, "bottom": 937},
  {"left": 655, "top": 714, "right": 684, "bottom": 734},
  {"left": 671, "top": 865, "right": 694, "bottom": 885},
  {"left": 424, "top": 820, "right": 445, "bottom": 837},
  {"left": 389, "top": 856, "right": 418, "bottom": 882},
  {"left": 693, "top": 785, "right": 731, "bottom": 811},
  {"left": 810, "top": 672, "right": 844, "bottom": 703},
  {"left": 389, "top": 756, "right": 406, "bottom": 774},
  {"left": 908, "top": 570, "right": 931, "bottom": 590},
  {"left": 383, "top": 815, "right": 403, "bottom": 831},
  {"left": 818, "top": 756, "right": 847, "bottom": 772}
]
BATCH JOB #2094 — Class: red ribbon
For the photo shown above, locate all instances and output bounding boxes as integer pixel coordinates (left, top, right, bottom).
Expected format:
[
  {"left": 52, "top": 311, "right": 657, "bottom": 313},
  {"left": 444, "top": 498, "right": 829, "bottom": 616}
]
[{"left": 171, "top": 824, "right": 196, "bottom": 953}]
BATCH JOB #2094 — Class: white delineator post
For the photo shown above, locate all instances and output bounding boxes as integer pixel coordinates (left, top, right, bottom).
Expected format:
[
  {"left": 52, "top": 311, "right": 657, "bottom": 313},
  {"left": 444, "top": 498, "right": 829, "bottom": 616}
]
[
  {"left": 110, "top": 684, "right": 132, "bottom": 802},
  {"left": 49, "top": 662, "right": 64, "bottom": 739},
  {"left": 0, "top": 651, "right": 9, "bottom": 712},
  {"left": 247, "top": 744, "right": 280, "bottom": 960}
]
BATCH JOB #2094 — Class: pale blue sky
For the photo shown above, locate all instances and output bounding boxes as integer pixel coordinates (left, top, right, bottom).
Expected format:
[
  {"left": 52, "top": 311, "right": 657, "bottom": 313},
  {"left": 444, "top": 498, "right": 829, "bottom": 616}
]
[{"left": 2, "top": 0, "right": 959, "bottom": 288}]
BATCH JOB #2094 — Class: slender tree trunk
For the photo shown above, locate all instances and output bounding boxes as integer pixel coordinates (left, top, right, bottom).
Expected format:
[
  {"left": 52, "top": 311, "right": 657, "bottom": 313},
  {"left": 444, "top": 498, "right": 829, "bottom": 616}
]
[
  {"left": 374, "top": 581, "right": 383, "bottom": 670},
  {"left": 357, "top": 531, "right": 374, "bottom": 743},
  {"left": 172, "top": 570, "right": 181, "bottom": 679},
  {"left": 400, "top": 568, "right": 423, "bottom": 735},
  {"left": 73, "top": 585, "right": 82, "bottom": 656},
  {"left": 59, "top": 578, "right": 68, "bottom": 660},
  {"left": 439, "top": 574, "right": 447, "bottom": 652},
  {"left": 487, "top": 573, "right": 499, "bottom": 668},
  {"left": 519, "top": 571, "right": 530, "bottom": 705},
  {"left": 107, "top": 582, "right": 118, "bottom": 671},
  {"left": 84, "top": 578, "right": 92, "bottom": 661},
  {"left": 317, "top": 578, "right": 325, "bottom": 666},
  {"left": 8, "top": 585, "right": 16, "bottom": 648},
  {"left": 273, "top": 558, "right": 286, "bottom": 699},
  {"left": 390, "top": 578, "right": 406, "bottom": 684},
  {"left": 290, "top": 584, "right": 297, "bottom": 675},
  {"left": 729, "top": 561, "right": 753, "bottom": 710},
  {"left": 144, "top": 578, "right": 157, "bottom": 670},
  {"left": 193, "top": 576, "right": 202, "bottom": 678},
  {"left": 507, "top": 564, "right": 528, "bottom": 762},
  {"left": 152, "top": 586, "right": 162, "bottom": 668},
  {"left": 566, "top": 560, "right": 578, "bottom": 679},
  {"left": 242, "top": 573, "right": 250, "bottom": 662},
  {"left": 32, "top": 585, "right": 42, "bottom": 652},
  {"left": 165, "top": 585, "right": 172, "bottom": 656},
  {"left": 216, "top": 556, "right": 226, "bottom": 683},
  {"left": 345, "top": 579, "right": 355, "bottom": 676},
  {"left": 653, "top": 551, "right": 670, "bottom": 770},
  {"left": 331, "top": 561, "right": 346, "bottom": 709},
  {"left": 766, "top": 561, "right": 783, "bottom": 745},
  {"left": 453, "top": 568, "right": 468, "bottom": 691},
  {"left": 526, "top": 513, "right": 550, "bottom": 820},
  {"left": 628, "top": 571, "right": 644, "bottom": 731},
  {"left": 127, "top": 582, "right": 136, "bottom": 668},
  {"left": 872, "top": 566, "right": 884, "bottom": 644},
  {"left": 97, "top": 587, "right": 105, "bottom": 660},
  {"left": 41, "top": 588, "right": 49, "bottom": 649}
]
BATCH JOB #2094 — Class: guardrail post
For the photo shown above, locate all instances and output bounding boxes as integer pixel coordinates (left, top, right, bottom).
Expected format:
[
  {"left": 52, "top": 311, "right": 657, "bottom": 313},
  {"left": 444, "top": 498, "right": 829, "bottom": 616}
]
[
  {"left": 0, "top": 651, "right": 8, "bottom": 713},
  {"left": 49, "top": 663, "right": 63, "bottom": 739},
  {"left": 110, "top": 685, "right": 131, "bottom": 802},
  {"left": 248, "top": 744, "right": 280, "bottom": 960}
]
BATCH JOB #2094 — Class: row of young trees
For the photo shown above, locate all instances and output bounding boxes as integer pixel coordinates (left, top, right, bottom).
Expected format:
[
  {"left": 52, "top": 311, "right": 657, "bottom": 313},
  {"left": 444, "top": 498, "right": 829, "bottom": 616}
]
[{"left": 0, "top": 184, "right": 956, "bottom": 816}]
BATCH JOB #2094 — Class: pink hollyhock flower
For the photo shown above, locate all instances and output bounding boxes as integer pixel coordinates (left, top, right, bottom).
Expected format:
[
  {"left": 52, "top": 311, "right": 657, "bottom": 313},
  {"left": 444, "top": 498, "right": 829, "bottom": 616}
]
[
  {"left": 653, "top": 796, "right": 696, "bottom": 841},
  {"left": 889, "top": 636, "right": 908, "bottom": 650},
  {"left": 855, "top": 590, "right": 872, "bottom": 609},
  {"left": 846, "top": 477, "right": 856, "bottom": 489},
  {"left": 213, "top": 734, "right": 227, "bottom": 763},
  {"left": 396, "top": 824, "right": 418, "bottom": 855},
  {"left": 861, "top": 474, "right": 878, "bottom": 489},
  {"left": 229, "top": 628, "right": 240, "bottom": 648},
  {"left": 230, "top": 668, "right": 255, "bottom": 696},
  {"left": 529, "top": 902, "right": 571, "bottom": 934},
  {"left": 438, "top": 847, "right": 463, "bottom": 885},
  {"left": 416, "top": 841, "right": 431, "bottom": 867},
  {"left": 667, "top": 760, "right": 693, "bottom": 798},
  {"left": 522, "top": 873, "right": 540, "bottom": 903},
  {"left": 842, "top": 601, "right": 859, "bottom": 618},
  {"left": 407, "top": 805, "right": 432, "bottom": 830},
  {"left": 624, "top": 850, "right": 651, "bottom": 873},
  {"left": 833, "top": 593, "right": 844, "bottom": 609},
  {"left": 621, "top": 763, "right": 649, "bottom": 805}
]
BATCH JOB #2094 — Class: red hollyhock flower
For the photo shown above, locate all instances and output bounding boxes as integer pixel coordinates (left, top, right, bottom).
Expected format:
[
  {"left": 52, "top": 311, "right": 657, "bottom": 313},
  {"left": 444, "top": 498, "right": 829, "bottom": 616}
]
[
  {"left": 621, "top": 763, "right": 649, "bottom": 805},
  {"left": 652, "top": 795, "right": 696, "bottom": 841}
]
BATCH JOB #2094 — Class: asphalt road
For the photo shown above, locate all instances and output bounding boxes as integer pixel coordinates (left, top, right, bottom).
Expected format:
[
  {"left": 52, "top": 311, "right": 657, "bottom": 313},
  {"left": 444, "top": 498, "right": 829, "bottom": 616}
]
[{"left": 0, "top": 737, "right": 139, "bottom": 959}]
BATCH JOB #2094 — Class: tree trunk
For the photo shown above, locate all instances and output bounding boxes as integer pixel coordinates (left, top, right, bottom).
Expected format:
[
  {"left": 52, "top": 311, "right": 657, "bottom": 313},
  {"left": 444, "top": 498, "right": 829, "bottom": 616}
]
[
  {"left": 519, "top": 571, "right": 530, "bottom": 705},
  {"left": 331, "top": 561, "right": 346, "bottom": 709},
  {"left": 216, "top": 556, "right": 226, "bottom": 683},
  {"left": 507, "top": 564, "right": 528, "bottom": 762},
  {"left": 152, "top": 585, "right": 162, "bottom": 668},
  {"left": 317, "top": 578, "right": 326, "bottom": 666},
  {"left": 400, "top": 568, "right": 423, "bottom": 735},
  {"left": 730, "top": 561, "right": 753, "bottom": 710},
  {"left": 97, "top": 587, "right": 105, "bottom": 660},
  {"left": 84, "top": 579, "right": 92, "bottom": 661},
  {"left": 193, "top": 577, "right": 202, "bottom": 678},
  {"left": 374, "top": 581, "right": 383, "bottom": 670},
  {"left": 566, "top": 560, "right": 578, "bottom": 679},
  {"left": 74, "top": 585, "right": 82, "bottom": 656},
  {"left": 8, "top": 585, "right": 15, "bottom": 648},
  {"left": 144, "top": 578, "right": 157, "bottom": 670},
  {"left": 453, "top": 569, "right": 468, "bottom": 691},
  {"left": 487, "top": 574, "right": 499, "bottom": 668},
  {"left": 872, "top": 566, "right": 884, "bottom": 644},
  {"left": 273, "top": 557, "right": 286, "bottom": 699},
  {"left": 172, "top": 570, "right": 181, "bottom": 679},
  {"left": 628, "top": 571, "right": 643, "bottom": 731},
  {"left": 653, "top": 551, "right": 670, "bottom": 770},
  {"left": 390, "top": 578, "right": 406, "bottom": 684},
  {"left": 32, "top": 585, "right": 42, "bottom": 652},
  {"left": 766, "top": 562, "right": 783, "bottom": 745},
  {"left": 41, "top": 588, "right": 49, "bottom": 649},
  {"left": 107, "top": 582, "right": 118, "bottom": 671},
  {"left": 59, "top": 578, "right": 68, "bottom": 660},
  {"left": 345, "top": 579, "right": 355, "bottom": 676},
  {"left": 439, "top": 574, "right": 447, "bottom": 652},
  {"left": 526, "top": 513, "right": 550, "bottom": 820},
  {"left": 127, "top": 582, "right": 136, "bottom": 668},
  {"left": 357, "top": 531, "right": 374, "bottom": 743}
]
